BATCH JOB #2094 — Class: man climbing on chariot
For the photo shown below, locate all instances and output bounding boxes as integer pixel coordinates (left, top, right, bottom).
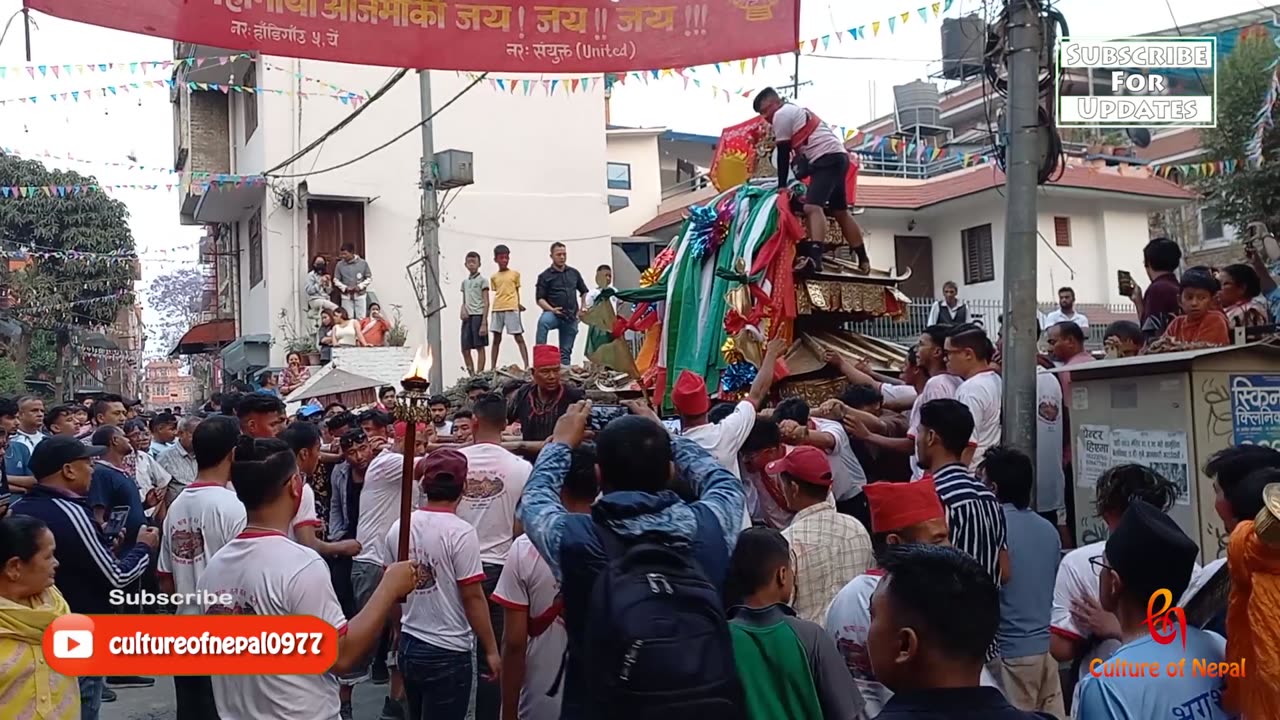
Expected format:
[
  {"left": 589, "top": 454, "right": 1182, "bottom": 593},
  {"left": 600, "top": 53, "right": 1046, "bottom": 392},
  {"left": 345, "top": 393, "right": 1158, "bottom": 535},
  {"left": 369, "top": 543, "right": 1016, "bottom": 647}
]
[{"left": 754, "top": 86, "right": 870, "bottom": 275}]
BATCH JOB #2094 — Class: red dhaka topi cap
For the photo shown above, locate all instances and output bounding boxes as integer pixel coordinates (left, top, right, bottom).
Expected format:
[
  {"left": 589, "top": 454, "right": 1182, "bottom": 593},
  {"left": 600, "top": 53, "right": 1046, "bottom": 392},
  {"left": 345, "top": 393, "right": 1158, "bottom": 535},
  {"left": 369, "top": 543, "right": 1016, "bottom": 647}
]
[
  {"left": 671, "top": 370, "right": 710, "bottom": 416},
  {"left": 394, "top": 421, "right": 428, "bottom": 439},
  {"left": 864, "top": 479, "right": 946, "bottom": 534},
  {"left": 533, "top": 344, "right": 560, "bottom": 369},
  {"left": 765, "top": 446, "right": 832, "bottom": 487}
]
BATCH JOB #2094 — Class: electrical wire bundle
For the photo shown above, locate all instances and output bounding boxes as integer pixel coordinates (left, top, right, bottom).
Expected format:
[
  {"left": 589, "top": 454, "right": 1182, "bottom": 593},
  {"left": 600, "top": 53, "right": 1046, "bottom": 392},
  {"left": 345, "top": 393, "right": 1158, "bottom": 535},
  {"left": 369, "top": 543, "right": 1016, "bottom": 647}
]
[{"left": 981, "top": 0, "right": 1068, "bottom": 184}]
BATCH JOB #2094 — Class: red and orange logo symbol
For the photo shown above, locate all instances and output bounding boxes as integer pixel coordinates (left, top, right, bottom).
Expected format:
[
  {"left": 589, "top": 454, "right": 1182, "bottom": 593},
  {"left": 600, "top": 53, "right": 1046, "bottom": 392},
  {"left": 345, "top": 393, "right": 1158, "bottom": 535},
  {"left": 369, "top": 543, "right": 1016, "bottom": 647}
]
[{"left": 1145, "top": 588, "right": 1187, "bottom": 649}]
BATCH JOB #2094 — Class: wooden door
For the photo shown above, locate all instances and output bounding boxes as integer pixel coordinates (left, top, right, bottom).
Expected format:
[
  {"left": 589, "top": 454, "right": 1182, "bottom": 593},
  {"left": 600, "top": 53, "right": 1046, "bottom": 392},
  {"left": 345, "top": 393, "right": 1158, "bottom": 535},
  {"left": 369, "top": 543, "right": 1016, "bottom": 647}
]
[
  {"left": 893, "top": 235, "right": 934, "bottom": 300},
  {"left": 307, "top": 201, "right": 366, "bottom": 306}
]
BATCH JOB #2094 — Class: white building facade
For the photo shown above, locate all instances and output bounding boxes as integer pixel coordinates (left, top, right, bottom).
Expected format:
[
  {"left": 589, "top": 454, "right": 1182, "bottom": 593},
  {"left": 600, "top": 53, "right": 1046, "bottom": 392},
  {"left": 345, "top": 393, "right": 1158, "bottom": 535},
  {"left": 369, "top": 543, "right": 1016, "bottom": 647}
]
[{"left": 174, "top": 48, "right": 613, "bottom": 384}]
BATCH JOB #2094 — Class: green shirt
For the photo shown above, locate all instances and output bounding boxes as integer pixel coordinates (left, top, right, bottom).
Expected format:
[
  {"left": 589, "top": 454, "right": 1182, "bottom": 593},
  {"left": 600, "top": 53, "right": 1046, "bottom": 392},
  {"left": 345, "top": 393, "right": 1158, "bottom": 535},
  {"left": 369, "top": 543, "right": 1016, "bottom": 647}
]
[{"left": 728, "top": 603, "right": 864, "bottom": 720}]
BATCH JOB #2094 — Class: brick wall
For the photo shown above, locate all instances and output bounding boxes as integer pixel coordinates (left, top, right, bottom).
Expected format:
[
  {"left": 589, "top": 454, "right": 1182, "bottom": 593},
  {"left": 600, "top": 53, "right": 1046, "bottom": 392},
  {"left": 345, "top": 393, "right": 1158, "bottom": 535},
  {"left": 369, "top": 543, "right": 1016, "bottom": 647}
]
[{"left": 188, "top": 92, "right": 230, "bottom": 175}]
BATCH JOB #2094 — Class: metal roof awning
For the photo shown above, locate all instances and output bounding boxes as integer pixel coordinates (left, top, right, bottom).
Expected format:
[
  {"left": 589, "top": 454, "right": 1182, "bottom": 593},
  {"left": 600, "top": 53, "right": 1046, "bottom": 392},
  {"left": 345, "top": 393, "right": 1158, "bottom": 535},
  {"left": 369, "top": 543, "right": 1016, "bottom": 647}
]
[
  {"left": 170, "top": 319, "right": 236, "bottom": 357},
  {"left": 219, "top": 334, "right": 271, "bottom": 376},
  {"left": 287, "top": 367, "right": 383, "bottom": 402}
]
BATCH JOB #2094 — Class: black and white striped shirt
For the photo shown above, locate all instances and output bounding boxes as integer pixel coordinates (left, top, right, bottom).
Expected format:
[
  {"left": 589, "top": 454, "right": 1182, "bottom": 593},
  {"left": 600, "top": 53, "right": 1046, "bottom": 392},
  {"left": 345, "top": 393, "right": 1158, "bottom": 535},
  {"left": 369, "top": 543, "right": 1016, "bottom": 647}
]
[{"left": 932, "top": 463, "right": 1007, "bottom": 586}]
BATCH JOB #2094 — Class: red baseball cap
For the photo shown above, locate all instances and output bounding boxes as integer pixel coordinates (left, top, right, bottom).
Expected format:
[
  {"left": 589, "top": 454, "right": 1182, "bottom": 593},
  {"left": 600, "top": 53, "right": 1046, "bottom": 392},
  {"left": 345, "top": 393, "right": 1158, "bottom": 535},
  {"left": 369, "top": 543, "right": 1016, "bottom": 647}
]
[
  {"left": 765, "top": 446, "right": 832, "bottom": 487},
  {"left": 416, "top": 449, "right": 468, "bottom": 493}
]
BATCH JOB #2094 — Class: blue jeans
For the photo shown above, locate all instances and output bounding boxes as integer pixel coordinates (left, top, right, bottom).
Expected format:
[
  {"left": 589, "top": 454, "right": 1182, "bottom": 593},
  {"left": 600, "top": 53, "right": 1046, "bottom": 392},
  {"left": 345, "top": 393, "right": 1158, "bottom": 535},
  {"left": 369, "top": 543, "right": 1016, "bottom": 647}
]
[
  {"left": 399, "top": 634, "right": 472, "bottom": 720},
  {"left": 78, "top": 676, "right": 104, "bottom": 720},
  {"left": 535, "top": 311, "right": 579, "bottom": 366}
]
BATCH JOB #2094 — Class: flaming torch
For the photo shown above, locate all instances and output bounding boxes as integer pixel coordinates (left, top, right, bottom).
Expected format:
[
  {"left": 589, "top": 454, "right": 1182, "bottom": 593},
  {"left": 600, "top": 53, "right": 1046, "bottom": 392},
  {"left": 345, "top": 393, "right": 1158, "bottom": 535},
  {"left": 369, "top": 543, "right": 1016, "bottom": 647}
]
[{"left": 393, "top": 344, "right": 433, "bottom": 564}]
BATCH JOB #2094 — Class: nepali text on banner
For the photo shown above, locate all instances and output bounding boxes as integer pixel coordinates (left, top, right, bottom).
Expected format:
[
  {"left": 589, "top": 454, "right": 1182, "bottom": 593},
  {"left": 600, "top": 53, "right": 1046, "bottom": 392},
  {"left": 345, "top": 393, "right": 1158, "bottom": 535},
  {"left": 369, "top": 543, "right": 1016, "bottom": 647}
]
[{"left": 24, "top": 0, "right": 802, "bottom": 73}]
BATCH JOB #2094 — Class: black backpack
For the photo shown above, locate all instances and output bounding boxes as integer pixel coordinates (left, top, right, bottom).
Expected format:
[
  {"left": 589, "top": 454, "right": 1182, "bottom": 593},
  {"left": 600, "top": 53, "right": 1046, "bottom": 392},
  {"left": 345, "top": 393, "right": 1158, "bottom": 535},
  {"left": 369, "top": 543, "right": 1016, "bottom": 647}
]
[{"left": 581, "top": 520, "right": 742, "bottom": 720}]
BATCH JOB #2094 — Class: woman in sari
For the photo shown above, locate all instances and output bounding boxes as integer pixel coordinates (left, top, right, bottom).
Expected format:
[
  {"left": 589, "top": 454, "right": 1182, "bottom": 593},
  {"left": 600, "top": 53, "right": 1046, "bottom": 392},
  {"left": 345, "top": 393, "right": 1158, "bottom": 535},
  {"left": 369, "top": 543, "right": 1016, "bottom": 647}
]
[
  {"left": 280, "top": 352, "right": 312, "bottom": 395},
  {"left": 0, "top": 515, "right": 78, "bottom": 719},
  {"left": 1218, "top": 263, "right": 1270, "bottom": 329}
]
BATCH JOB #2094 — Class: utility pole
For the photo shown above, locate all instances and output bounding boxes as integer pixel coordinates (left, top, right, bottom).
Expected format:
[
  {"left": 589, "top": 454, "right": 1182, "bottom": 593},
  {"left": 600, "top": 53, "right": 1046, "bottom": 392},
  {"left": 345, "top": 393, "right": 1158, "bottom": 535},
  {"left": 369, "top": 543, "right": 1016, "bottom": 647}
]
[
  {"left": 1000, "top": 0, "right": 1043, "bottom": 455},
  {"left": 417, "top": 69, "right": 443, "bottom": 390},
  {"left": 21, "top": 8, "right": 30, "bottom": 61}
]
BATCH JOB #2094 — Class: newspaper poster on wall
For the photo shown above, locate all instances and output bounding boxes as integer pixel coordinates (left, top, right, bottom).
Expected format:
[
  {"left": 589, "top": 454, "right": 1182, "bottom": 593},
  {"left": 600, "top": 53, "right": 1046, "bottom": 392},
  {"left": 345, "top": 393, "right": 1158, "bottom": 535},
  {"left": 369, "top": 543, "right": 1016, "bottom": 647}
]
[
  {"left": 1109, "top": 429, "right": 1191, "bottom": 505},
  {"left": 1230, "top": 374, "right": 1280, "bottom": 449},
  {"left": 1076, "top": 424, "right": 1111, "bottom": 489}
]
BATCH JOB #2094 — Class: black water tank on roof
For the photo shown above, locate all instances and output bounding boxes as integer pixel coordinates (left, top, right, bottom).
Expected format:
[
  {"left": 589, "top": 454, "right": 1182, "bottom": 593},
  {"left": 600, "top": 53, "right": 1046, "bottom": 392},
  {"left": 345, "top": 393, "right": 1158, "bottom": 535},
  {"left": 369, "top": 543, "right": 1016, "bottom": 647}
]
[{"left": 941, "top": 15, "right": 987, "bottom": 80}]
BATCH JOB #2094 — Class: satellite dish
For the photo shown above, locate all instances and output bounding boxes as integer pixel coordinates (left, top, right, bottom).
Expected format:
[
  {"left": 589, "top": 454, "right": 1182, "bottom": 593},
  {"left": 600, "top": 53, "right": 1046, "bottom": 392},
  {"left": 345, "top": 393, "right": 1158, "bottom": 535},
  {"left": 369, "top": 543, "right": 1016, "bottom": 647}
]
[{"left": 1126, "top": 128, "right": 1152, "bottom": 148}]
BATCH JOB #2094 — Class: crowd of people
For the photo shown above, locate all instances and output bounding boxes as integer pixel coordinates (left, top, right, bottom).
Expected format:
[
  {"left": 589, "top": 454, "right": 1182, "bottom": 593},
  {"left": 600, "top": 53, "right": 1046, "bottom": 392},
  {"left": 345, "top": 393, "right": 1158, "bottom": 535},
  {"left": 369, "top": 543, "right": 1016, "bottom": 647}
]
[{"left": 0, "top": 232, "right": 1275, "bottom": 720}]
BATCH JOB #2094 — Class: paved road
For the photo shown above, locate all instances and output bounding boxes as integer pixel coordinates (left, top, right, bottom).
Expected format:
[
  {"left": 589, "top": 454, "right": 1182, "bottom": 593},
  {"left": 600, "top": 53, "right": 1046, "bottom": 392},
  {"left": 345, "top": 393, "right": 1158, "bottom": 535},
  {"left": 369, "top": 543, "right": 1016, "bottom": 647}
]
[{"left": 101, "top": 680, "right": 391, "bottom": 720}]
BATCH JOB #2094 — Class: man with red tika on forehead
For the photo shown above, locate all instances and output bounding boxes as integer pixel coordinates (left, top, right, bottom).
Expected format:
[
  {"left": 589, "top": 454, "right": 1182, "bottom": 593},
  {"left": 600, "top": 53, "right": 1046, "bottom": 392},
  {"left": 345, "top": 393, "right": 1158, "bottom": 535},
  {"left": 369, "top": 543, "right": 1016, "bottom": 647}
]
[
  {"left": 823, "top": 480, "right": 951, "bottom": 717},
  {"left": 508, "top": 345, "right": 584, "bottom": 444}
]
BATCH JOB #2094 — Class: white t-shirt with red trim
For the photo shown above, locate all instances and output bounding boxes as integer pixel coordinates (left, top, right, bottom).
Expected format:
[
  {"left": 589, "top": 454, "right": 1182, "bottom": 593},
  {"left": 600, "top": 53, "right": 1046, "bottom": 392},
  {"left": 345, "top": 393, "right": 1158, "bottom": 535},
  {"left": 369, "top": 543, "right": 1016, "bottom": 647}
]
[
  {"left": 158, "top": 482, "right": 247, "bottom": 616},
  {"left": 812, "top": 418, "right": 866, "bottom": 501},
  {"left": 457, "top": 443, "right": 532, "bottom": 566},
  {"left": 908, "top": 374, "right": 963, "bottom": 480},
  {"left": 383, "top": 508, "right": 485, "bottom": 652},
  {"left": 289, "top": 483, "right": 323, "bottom": 543},
  {"left": 198, "top": 530, "right": 349, "bottom": 720},
  {"left": 955, "top": 370, "right": 1003, "bottom": 470},
  {"left": 355, "top": 451, "right": 413, "bottom": 567},
  {"left": 743, "top": 445, "right": 797, "bottom": 530},
  {"left": 826, "top": 570, "right": 1002, "bottom": 717},
  {"left": 492, "top": 535, "right": 566, "bottom": 720}
]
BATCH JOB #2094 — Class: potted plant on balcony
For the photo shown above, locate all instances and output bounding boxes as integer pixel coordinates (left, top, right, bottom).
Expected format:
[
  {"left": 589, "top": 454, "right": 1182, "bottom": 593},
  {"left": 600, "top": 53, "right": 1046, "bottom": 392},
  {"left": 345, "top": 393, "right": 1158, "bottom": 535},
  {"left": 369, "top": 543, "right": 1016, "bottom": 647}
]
[
  {"left": 277, "top": 310, "right": 321, "bottom": 365},
  {"left": 386, "top": 305, "right": 408, "bottom": 347}
]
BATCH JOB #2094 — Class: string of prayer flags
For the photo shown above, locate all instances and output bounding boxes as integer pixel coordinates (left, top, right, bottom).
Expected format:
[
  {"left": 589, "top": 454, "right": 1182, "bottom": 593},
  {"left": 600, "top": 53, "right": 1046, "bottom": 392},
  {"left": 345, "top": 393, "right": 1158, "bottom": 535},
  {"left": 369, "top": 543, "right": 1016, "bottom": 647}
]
[
  {"left": 1, "top": 146, "right": 265, "bottom": 178},
  {"left": 1149, "top": 158, "right": 1240, "bottom": 179},
  {"left": 473, "top": 0, "right": 959, "bottom": 97},
  {"left": 1246, "top": 31, "right": 1280, "bottom": 167},
  {"left": 843, "top": 130, "right": 994, "bottom": 169},
  {"left": 0, "top": 176, "right": 266, "bottom": 198},
  {"left": 0, "top": 78, "right": 364, "bottom": 107},
  {"left": 0, "top": 53, "right": 252, "bottom": 81}
]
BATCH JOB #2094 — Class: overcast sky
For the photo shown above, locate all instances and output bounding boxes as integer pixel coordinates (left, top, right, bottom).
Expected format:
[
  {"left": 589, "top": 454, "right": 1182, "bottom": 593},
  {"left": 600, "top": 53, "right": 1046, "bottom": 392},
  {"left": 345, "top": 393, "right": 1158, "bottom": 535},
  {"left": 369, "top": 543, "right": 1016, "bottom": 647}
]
[{"left": 0, "top": 0, "right": 1271, "bottom": 354}]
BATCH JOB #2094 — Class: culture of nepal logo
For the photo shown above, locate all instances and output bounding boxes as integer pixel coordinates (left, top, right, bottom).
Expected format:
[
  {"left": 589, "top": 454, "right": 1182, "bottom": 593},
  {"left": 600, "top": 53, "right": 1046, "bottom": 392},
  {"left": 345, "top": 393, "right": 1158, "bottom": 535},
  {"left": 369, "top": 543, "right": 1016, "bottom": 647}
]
[{"left": 1087, "top": 589, "right": 1244, "bottom": 679}]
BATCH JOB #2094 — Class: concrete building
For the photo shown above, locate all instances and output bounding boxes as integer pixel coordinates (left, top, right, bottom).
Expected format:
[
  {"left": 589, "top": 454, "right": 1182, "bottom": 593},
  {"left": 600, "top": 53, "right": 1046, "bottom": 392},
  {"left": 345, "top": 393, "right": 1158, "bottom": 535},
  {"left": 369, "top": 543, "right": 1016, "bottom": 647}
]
[
  {"left": 172, "top": 48, "right": 613, "bottom": 384},
  {"left": 143, "top": 358, "right": 197, "bottom": 411}
]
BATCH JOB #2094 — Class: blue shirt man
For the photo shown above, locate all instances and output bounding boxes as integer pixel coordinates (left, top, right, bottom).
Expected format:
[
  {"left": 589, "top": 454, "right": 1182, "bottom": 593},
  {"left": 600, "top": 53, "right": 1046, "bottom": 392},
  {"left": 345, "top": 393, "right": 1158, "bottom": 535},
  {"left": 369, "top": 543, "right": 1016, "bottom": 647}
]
[
  {"left": 1076, "top": 628, "right": 1231, "bottom": 719},
  {"left": 5, "top": 440, "right": 30, "bottom": 480},
  {"left": 997, "top": 503, "right": 1061, "bottom": 659},
  {"left": 1076, "top": 500, "right": 1234, "bottom": 720},
  {"left": 519, "top": 412, "right": 744, "bottom": 720},
  {"left": 89, "top": 459, "right": 146, "bottom": 546}
]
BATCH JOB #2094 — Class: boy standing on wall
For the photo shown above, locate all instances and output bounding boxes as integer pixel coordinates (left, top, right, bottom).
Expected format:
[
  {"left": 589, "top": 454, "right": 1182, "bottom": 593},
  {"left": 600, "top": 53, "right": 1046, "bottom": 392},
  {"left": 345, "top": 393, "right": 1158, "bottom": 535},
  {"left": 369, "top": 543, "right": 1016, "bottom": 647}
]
[
  {"left": 461, "top": 251, "right": 491, "bottom": 375},
  {"left": 489, "top": 245, "right": 530, "bottom": 370}
]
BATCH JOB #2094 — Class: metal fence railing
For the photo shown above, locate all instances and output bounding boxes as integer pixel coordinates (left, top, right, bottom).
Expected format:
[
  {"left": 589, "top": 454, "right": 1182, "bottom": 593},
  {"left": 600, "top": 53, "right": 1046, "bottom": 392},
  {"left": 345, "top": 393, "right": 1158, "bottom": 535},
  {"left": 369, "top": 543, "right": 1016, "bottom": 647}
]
[{"left": 855, "top": 297, "right": 1138, "bottom": 350}]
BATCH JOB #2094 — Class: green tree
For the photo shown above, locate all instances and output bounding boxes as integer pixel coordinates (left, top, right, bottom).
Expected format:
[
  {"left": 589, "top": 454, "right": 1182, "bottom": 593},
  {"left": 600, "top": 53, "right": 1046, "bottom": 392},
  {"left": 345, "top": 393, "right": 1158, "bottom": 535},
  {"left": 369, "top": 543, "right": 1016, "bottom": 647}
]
[
  {"left": 0, "top": 154, "right": 136, "bottom": 394},
  {"left": 1197, "top": 33, "right": 1280, "bottom": 232}
]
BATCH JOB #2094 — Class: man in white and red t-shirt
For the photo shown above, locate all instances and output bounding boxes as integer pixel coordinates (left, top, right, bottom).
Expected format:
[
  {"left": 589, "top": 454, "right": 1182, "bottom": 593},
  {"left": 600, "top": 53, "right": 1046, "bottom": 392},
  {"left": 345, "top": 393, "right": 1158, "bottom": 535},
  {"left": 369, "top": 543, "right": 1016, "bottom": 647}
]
[
  {"left": 345, "top": 430, "right": 417, "bottom": 718},
  {"left": 944, "top": 325, "right": 1002, "bottom": 470},
  {"left": 775, "top": 397, "right": 868, "bottom": 528},
  {"left": 459, "top": 393, "right": 532, "bottom": 719},
  {"left": 738, "top": 419, "right": 795, "bottom": 530},
  {"left": 753, "top": 87, "right": 870, "bottom": 274},
  {"left": 198, "top": 436, "right": 416, "bottom": 720},
  {"left": 1049, "top": 465, "right": 1185, "bottom": 708},
  {"left": 492, "top": 447, "right": 596, "bottom": 720},
  {"left": 383, "top": 449, "right": 501, "bottom": 720},
  {"left": 825, "top": 480, "right": 956, "bottom": 718},
  {"left": 280, "top": 421, "right": 363, "bottom": 559},
  {"left": 157, "top": 416, "right": 244, "bottom": 720}
]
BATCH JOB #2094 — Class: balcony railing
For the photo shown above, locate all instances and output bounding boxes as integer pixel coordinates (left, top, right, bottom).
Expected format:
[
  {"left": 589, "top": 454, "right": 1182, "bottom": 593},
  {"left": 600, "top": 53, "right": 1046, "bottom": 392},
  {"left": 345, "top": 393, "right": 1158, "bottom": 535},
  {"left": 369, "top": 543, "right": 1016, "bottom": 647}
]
[{"left": 856, "top": 297, "right": 1138, "bottom": 351}]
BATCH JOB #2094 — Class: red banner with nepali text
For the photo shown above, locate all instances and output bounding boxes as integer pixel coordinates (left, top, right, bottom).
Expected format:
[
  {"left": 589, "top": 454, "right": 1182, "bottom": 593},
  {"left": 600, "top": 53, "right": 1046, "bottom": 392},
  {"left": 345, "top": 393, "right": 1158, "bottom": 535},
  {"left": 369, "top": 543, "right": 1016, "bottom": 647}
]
[{"left": 24, "top": 0, "right": 800, "bottom": 73}]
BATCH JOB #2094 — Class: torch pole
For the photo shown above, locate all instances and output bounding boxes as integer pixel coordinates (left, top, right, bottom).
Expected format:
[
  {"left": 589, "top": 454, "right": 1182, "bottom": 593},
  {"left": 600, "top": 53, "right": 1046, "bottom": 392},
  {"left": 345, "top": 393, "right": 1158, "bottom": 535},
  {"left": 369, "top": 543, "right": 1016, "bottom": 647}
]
[{"left": 397, "top": 419, "right": 417, "bottom": 563}]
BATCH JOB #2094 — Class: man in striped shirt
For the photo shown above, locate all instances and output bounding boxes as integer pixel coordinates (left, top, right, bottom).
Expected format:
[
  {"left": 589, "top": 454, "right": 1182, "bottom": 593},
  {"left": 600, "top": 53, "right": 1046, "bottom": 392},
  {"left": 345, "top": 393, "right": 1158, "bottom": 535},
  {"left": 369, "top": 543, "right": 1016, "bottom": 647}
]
[{"left": 914, "top": 399, "right": 1009, "bottom": 589}]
